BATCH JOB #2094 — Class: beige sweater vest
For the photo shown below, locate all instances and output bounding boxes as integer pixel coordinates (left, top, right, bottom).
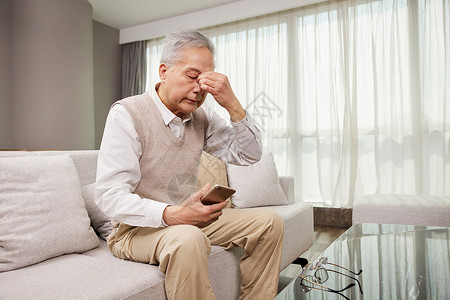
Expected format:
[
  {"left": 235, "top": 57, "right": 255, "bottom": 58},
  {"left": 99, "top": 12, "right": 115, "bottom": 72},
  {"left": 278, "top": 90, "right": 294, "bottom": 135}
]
[{"left": 114, "top": 92, "right": 208, "bottom": 205}]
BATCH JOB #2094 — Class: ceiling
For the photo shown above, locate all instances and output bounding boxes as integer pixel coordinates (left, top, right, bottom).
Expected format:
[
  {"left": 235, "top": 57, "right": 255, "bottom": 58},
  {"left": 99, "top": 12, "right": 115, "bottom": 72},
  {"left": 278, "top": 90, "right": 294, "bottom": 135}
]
[{"left": 87, "top": 0, "right": 240, "bottom": 29}]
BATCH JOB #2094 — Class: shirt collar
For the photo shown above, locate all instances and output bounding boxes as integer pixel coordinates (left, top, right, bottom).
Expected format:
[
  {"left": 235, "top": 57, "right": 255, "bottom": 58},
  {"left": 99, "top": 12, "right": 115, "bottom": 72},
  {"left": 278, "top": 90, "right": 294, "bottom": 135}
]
[{"left": 150, "top": 83, "right": 193, "bottom": 126}]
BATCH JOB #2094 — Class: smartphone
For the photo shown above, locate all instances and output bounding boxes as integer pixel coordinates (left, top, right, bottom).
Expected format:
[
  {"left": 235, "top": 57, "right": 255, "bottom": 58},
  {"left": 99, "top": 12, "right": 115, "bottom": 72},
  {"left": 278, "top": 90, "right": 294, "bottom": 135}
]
[{"left": 201, "top": 184, "right": 236, "bottom": 205}]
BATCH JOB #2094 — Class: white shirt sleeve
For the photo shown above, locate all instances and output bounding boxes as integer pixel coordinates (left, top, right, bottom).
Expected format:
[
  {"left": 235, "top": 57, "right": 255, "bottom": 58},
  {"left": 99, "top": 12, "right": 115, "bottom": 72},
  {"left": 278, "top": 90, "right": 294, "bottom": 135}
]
[
  {"left": 95, "top": 105, "right": 169, "bottom": 228},
  {"left": 202, "top": 105, "right": 262, "bottom": 165}
]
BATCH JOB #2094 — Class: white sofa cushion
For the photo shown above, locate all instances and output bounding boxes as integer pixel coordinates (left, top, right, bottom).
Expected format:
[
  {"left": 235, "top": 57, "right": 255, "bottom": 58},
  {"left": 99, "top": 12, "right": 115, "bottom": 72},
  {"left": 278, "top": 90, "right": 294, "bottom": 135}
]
[
  {"left": 0, "top": 253, "right": 166, "bottom": 299},
  {"left": 81, "top": 183, "right": 113, "bottom": 240},
  {"left": 0, "top": 155, "right": 99, "bottom": 272},
  {"left": 226, "top": 153, "right": 288, "bottom": 208}
]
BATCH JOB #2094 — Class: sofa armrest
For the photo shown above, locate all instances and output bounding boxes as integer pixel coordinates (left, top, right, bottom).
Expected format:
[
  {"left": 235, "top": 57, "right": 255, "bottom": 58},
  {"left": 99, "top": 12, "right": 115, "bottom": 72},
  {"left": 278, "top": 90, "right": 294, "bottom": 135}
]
[{"left": 279, "top": 176, "right": 295, "bottom": 204}]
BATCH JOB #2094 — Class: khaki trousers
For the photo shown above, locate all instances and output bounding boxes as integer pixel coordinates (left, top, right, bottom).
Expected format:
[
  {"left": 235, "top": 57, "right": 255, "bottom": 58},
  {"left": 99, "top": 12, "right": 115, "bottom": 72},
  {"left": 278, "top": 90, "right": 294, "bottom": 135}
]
[{"left": 107, "top": 208, "right": 284, "bottom": 300}]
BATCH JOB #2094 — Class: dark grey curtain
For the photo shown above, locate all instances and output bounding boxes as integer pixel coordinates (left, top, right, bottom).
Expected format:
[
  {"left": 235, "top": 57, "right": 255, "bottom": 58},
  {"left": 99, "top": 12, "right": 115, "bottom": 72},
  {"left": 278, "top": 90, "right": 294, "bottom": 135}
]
[{"left": 121, "top": 41, "right": 147, "bottom": 98}]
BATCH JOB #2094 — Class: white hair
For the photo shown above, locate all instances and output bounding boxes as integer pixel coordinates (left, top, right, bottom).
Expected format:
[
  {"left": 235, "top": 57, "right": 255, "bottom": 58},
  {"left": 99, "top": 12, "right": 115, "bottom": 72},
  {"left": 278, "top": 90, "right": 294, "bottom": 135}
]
[{"left": 160, "top": 29, "right": 215, "bottom": 67}]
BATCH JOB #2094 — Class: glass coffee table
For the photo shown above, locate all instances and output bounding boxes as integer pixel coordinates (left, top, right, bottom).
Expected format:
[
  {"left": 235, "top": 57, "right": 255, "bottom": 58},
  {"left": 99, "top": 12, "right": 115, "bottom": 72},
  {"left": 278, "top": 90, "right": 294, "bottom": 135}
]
[{"left": 275, "top": 223, "right": 450, "bottom": 299}]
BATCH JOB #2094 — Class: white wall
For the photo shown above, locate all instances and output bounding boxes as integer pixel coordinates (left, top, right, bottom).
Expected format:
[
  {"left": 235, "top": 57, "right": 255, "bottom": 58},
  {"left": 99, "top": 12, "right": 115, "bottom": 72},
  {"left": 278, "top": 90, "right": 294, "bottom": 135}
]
[
  {"left": 119, "top": 0, "right": 325, "bottom": 44},
  {"left": 93, "top": 21, "right": 122, "bottom": 149},
  {"left": 0, "top": 0, "right": 12, "bottom": 148},
  {"left": 6, "top": 0, "right": 95, "bottom": 150}
]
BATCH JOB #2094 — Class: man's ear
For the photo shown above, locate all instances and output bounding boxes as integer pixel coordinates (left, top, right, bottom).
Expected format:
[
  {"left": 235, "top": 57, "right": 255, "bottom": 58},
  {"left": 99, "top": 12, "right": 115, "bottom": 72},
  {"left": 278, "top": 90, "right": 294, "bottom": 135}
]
[{"left": 159, "top": 63, "right": 168, "bottom": 82}]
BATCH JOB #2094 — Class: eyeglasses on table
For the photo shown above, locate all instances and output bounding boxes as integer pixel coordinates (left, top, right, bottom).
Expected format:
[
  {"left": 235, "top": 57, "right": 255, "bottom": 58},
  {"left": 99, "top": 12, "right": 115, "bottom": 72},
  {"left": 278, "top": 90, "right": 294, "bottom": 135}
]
[{"left": 299, "top": 257, "right": 363, "bottom": 299}]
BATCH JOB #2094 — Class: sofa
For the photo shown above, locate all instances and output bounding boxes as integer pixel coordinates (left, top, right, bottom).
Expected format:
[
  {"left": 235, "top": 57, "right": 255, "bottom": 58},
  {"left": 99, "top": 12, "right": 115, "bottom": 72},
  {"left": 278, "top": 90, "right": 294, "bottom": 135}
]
[{"left": 0, "top": 150, "right": 313, "bottom": 300}]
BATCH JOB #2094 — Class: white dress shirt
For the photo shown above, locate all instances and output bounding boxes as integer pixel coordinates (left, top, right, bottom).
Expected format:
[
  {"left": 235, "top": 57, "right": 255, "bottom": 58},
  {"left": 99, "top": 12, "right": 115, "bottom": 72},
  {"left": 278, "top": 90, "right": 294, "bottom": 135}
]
[{"left": 96, "top": 86, "right": 262, "bottom": 228}]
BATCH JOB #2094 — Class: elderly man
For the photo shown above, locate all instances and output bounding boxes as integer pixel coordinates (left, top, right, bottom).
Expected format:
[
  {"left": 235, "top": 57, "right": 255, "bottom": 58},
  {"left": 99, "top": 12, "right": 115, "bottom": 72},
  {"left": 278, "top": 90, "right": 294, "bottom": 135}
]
[{"left": 96, "top": 29, "right": 283, "bottom": 300}]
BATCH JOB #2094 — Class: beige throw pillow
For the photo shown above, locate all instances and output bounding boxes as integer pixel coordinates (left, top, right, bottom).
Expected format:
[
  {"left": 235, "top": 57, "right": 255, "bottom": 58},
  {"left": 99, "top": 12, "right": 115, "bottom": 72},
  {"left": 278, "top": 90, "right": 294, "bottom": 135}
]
[
  {"left": 197, "top": 152, "right": 229, "bottom": 188},
  {"left": 226, "top": 152, "right": 288, "bottom": 208},
  {"left": 0, "top": 155, "right": 99, "bottom": 272},
  {"left": 197, "top": 151, "right": 232, "bottom": 208}
]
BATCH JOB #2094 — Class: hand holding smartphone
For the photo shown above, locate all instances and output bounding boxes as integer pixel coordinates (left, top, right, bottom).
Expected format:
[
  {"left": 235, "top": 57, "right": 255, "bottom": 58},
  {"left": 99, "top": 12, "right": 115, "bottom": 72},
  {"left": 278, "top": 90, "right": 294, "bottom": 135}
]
[{"left": 200, "top": 184, "right": 236, "bottom": 205}]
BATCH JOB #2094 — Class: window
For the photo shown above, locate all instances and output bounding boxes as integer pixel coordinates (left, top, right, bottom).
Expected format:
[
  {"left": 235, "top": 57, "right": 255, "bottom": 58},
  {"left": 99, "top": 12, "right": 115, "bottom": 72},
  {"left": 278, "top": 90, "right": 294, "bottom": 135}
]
[{"left": 146, "top": 0, "right": 449, "bottom": 207}]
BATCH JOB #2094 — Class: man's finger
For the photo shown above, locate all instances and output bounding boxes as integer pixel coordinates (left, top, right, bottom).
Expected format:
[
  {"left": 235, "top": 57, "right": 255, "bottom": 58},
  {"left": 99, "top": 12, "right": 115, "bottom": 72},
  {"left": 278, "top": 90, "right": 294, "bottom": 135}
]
[
  {"left": 197, "top": 183, "right": 211, "bottom": 200},
  {"left": 201, "top": 183, "right": 211, "bottom": 194},
  {"left": 200, "top": 83, "right": 216, "bottom": 95},
  {"left": 208, "top": 199, "right": 229, "bottom": 211},
  {"left": 198, "top": 71, "right": 220, "bottom": 81}
]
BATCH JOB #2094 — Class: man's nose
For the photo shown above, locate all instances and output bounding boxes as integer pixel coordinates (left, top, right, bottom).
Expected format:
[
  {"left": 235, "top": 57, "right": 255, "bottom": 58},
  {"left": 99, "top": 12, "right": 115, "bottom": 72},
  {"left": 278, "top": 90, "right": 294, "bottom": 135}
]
[{"left": 193, "top": 79, "right": 203, "bottom": 93}]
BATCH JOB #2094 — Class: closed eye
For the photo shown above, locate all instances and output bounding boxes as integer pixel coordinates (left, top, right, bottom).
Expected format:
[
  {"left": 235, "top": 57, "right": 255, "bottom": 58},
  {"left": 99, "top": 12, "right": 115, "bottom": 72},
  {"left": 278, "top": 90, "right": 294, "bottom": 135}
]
[{"left": 186, "top": 69, "right": 200, "bottom": 80}]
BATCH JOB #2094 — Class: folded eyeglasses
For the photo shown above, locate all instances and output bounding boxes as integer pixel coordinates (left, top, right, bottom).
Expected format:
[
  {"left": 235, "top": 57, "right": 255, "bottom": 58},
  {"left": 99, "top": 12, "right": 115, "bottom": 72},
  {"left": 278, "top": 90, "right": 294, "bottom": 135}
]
[{"left": 299, "top": 257, "right": 363, "bottom": 300}]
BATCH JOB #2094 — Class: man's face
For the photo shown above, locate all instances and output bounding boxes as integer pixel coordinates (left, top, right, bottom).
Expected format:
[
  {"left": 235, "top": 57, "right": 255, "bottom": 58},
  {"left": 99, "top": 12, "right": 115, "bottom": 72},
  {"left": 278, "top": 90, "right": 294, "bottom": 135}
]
[{"left": 158, "top": 47, "right": 214, "bottom": 117}]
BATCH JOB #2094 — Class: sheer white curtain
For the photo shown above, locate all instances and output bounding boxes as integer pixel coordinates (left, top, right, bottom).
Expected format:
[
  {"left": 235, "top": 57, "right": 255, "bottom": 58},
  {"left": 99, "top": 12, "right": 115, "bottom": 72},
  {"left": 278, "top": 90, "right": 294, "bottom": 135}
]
[{"left": 146, "top": 0, "right": 449, "bottom": 208}]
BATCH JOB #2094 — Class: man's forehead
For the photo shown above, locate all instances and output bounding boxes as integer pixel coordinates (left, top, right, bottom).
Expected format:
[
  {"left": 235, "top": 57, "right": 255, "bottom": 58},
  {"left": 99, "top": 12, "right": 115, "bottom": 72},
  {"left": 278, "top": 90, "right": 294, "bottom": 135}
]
[
  {"left": 180, "top": 63, "right": 214, "bottom": 74},
  {"left": 178, "top": 47, "right": 214, "bottom": 70},
  {"left": 184, "top": 67, "right": 202, "bottom": 73}
]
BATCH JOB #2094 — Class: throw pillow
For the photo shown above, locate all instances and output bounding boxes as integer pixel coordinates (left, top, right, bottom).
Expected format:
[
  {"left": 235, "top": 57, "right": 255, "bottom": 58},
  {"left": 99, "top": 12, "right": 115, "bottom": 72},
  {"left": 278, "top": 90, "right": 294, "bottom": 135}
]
[
  {"left": 0, "top": 155, "right": 99, "bottom": 272},
  {"left": 197, "top": 151, "right": 231, "bottom": 208},
  {"left": 197, "top": 151, "right": 229, "bottom": 189},
  {"left": 81, "top": 183, "right": 113, "bottom": 240},
  {"left": 226, "top": 152, "right": 288, "bottom": 208}
]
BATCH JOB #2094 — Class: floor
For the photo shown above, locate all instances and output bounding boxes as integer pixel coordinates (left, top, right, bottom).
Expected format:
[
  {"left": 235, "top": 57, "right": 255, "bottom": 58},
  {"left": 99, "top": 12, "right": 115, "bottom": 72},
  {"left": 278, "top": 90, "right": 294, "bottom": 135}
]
[{"left": 278, "top": 225, "right": 348, "bottom": 292}]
